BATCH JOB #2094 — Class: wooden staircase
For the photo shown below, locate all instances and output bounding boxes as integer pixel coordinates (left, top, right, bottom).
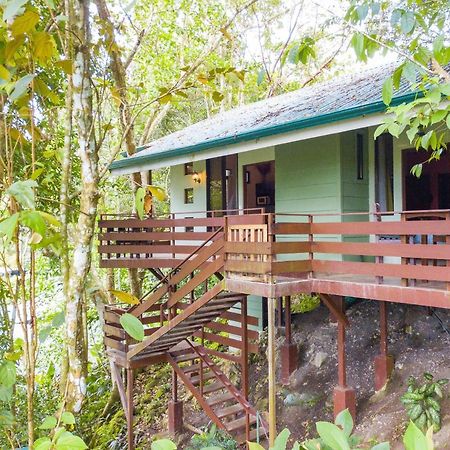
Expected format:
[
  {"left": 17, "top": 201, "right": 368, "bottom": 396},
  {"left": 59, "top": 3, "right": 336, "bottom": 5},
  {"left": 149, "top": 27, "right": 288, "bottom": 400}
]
[
  {"left": 168, "top": 342, "right": 265, "bottom": 444},
  {"left": 102, "top": 226, "right": 266, "bottom": 447}
]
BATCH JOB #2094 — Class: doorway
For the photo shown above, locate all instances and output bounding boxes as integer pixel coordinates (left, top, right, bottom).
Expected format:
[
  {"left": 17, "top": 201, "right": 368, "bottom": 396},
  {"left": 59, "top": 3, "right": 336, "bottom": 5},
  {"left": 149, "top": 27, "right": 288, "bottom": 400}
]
[
  {"left": 206, "top": 155, "right": 238, "bottom": 214},
  {"left": 243, "top": 160, "right": 275, "bottom": 213},
  {"left": 403, "top": 149, "right": 450, "bottom": 210}
]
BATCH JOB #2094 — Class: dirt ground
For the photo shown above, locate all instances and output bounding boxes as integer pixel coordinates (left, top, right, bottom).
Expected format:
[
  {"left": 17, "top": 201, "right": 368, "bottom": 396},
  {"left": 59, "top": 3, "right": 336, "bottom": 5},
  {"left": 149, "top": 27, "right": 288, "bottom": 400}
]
[
  {"left": 141, "top": 301, "right": 449, "bottom": 449},
  {"left": 248, "top": 301, "right": 450, "bottom": 449}
]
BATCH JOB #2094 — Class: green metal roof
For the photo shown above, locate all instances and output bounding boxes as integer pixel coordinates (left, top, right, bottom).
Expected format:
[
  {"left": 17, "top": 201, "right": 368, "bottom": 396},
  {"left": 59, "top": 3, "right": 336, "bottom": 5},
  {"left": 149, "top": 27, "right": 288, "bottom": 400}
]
[{"left": 111, "top": 63, "right": 417, "bottom": 173}]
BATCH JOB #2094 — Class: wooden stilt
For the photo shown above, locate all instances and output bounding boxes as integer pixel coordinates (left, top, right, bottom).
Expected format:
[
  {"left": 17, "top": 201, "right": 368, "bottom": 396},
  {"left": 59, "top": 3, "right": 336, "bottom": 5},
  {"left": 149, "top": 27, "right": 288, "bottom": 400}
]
[
  {"left": 281, "top": 296, "right": 298, "bottom": 384},
  {"left": 126, "top": 368, "right": 134, "bottom": 450},
  {"left": 374, "top": 302, "right": 394, "bottom": 390},
  {"left": 268, "top": 298, "right": 277, "bottom": 446}
]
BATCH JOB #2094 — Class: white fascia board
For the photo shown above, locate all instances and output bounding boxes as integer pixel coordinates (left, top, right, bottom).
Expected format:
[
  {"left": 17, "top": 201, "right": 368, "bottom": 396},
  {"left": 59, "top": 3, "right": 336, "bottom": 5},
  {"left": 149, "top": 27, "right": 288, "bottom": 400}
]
[{"left": 111, "top": 112, "right": 387, "bottom": 175}]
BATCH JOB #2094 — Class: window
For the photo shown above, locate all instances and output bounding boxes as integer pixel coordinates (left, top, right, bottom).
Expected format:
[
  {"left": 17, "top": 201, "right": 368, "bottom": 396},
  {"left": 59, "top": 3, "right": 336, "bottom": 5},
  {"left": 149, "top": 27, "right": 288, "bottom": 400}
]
[
  {"left": 184, "top": 162, "right": 194, "bottom": 175},
  {"left": 184, "top": 188, "right": 194, "bottom": 204},
  {"left": 356, "top": 133, "right": 364, "bottom": 180},
  {"left": 185, "top": 217, "right": 194, "bottom": 232}
]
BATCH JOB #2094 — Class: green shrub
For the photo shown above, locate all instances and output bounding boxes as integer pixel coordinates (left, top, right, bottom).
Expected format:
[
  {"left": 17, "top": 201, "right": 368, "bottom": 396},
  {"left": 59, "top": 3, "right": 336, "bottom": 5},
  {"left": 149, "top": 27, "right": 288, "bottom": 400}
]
[
  {"left": 401, "top": 372, "right": 448, "bottom": 432},
  {"left": 186, "top": 425, "right": 238, "bottom": 450},
  {"left": 291, "top": 294, "right": 320, "bottom": 314}
]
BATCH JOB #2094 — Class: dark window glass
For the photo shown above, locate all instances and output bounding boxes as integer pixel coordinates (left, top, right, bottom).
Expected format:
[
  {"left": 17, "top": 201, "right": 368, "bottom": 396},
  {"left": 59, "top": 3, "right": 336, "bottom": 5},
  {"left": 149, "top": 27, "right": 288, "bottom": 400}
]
[{"left": 184, "top": 188, "right": 194, "bottom": 204}]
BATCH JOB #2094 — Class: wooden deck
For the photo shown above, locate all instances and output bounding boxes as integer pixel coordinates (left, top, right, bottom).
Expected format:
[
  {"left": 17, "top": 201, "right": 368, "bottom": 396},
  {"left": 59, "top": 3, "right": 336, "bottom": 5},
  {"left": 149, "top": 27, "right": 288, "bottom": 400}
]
[{"left": 224, "top": 210, "right": 450, "bottom": 309}]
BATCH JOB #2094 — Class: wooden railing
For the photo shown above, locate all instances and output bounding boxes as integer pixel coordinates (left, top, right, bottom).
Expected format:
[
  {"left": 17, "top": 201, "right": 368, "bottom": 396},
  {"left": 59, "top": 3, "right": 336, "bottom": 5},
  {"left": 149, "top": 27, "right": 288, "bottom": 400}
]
[
  {"left": 224, "top": 210, "right": 450, "bottom": 291},
  {"left": 98, "top": 208, "right": 264, "bottom": 269}
]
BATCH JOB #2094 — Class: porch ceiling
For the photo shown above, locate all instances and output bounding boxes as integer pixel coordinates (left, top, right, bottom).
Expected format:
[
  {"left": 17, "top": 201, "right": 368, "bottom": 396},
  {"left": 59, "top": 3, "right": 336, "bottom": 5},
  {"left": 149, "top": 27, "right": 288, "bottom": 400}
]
[{"left": 111, "top": 62, "right": 418, "bottom": 175}]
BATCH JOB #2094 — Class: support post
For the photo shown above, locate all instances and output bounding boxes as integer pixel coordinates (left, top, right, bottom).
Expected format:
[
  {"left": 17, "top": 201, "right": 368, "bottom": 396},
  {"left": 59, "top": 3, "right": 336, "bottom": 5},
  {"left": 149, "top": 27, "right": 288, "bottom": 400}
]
[
  {"left": 374, "top": 302, "right": 394, "bottom": 391},
  {"left": 168, "top": 369, "right": 183, "bottom": 434},
  {"left": 126, "top": 368, "right": 134, "bottom": 450},
  {"left": 281, "top": 296, "right": 298, "bottom": 384},
  {"left": 268, "top": 298, "right": 277, "bottom": 446},
  {"left": 332, "top": 297, "right": 356, "bottom": 421}
]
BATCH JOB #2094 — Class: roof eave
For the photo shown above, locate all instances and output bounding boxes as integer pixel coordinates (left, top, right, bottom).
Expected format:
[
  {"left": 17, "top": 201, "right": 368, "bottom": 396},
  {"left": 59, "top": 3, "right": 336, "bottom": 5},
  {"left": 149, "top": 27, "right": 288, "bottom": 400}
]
[{"left": 110, "top": 92, "right": 418, "bottom": 174}]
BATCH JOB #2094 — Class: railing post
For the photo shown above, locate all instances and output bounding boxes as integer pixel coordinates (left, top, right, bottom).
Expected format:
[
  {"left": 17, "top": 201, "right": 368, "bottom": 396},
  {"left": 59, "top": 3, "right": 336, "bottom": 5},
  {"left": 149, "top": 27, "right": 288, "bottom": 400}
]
[
  {"left": 374, "top": 204, "right": 384, "bottom": 284},
  {"left": 241, "top": 296, "right": 250, "bottom": 442},
  {"left": 446, "top": 212, "right": 450, "bottom": 291},
  {"left": 400, "top": 212, "right": 410, "bottom": 287}
]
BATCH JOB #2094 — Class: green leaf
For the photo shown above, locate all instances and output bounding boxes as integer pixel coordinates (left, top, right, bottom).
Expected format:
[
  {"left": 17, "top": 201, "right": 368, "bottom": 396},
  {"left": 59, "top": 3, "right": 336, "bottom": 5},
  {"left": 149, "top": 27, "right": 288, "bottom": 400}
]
[
  {"left": 39, "top": 415, "right": 57, "bottom": 430},
  {"left": 400, "top": 11, "right": 415, "bottom": 34},
  {"left": 0, "top": 361, "right": 16, "bottom": 387},
  {"left": 0, "top": 385, "right": 13, "bottom": 402},
  {"left": 3, "top": 0, "right": 28, "bottom": 21},
  {"left": 60, "top": 411, "right": 75, "bottom": 425},
  {"left": 0, "top": 214, "right": 19, "bottom": 242},
  {"left": 10, "top": 74, "right": 35, "bottom": 101},
  {"left": 248, "top": 443, "right": 265, "bottom": 450},
  {"left": 0, "top": 410, "right": 14, "bottom": 427},
  {"left": 446, "top": 114, "right": 450, "bottom": 130},
  {"left": 440, "top": 83, "right": 450, "bottom": 96},
  {"left": 427, "top": 88, "right": 441, "bottom": 104},
  {"left": 20, "top": 210, "right": 47, "bottom": 236},
  {"left": 403, "top": 421, "right": 428, "bottom": 450},
  {"left": 151, "top": 438, "right": 177, "bottom": 450},
  {"left": 271, "top": 428, "right": 290, "bottom": 449},
  {"left": 147, "top": 185, "right": 167, "bottom": 202},
  {"left": 402, "top": 62, "right": 417, "bottom": 83},
  {"left": 120, "top": 313, "right": 145, "bottom": 341},
  {"left": 11, "top": 9, "right": 39, "bottom": 36},
  {"left": 37, "top": 211, "right": 61, "bottom": 227},
  {"left": 335, "top": 409, "right": 353, "bottom": 437},
  {"left": 55, "top": 431, "right": 88, "bottom": 449},
  {"left": 351, "top": 33, "right": 365, "bottom": 60},
  {"left": 382, "top": 77, "right": 393, "bottom": 105},
  {"left": 135, "top": 187, "right": 145, "bottom": 219},
  {"left": 34, "top": 437, "right": 52, "bottom": 450},
  {"left": 6, "top": 179, "right": 37, "bottom": 208},
  {"left": 110, "top": 290, "right": 140, "bottom": 305},
  {"left": 316, "top": 422, "right": 350, "bottom": 450}
]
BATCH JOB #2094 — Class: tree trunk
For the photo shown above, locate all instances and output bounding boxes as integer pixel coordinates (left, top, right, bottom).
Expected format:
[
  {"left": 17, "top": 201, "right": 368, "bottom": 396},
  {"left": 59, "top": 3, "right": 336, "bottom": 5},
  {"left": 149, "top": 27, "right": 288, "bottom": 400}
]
[{"left": 65, "top": 0, "right": 99, "bottom": 412}]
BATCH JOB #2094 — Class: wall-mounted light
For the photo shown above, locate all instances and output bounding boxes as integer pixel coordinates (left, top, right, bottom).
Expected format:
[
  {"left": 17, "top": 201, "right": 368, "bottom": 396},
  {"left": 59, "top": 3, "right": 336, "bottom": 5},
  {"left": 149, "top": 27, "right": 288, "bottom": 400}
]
[{"left": 192, "top": 171, "right": 201, "bottom": 184}]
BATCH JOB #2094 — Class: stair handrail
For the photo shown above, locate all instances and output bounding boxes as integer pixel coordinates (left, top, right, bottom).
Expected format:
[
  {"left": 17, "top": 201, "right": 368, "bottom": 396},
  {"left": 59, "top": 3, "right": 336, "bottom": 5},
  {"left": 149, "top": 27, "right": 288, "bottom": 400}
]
[{"left": 129, "top": 226, "right": 224, "bottom": 313}]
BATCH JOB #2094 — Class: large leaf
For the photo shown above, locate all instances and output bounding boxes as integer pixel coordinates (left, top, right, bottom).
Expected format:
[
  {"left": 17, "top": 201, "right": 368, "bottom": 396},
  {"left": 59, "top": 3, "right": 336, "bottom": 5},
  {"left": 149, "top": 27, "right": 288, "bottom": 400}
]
[
  {"left": 60, "top": 411, "right": 75, "bottom": 425},
  {"left": 135, "top": 187, "right": 146, "bottom": 219},
  {"left": 56, "top": 431, "right": 88, "bottom": 449},
  {"left": 147, "top": 185, "right": 167, "bottom": 202},
  {"left": 335, "top": 408, "right": 353, "bottom": 437},
  {"left": 9, "top": 74, "right": 35, "bottom": 101},
  {"left": 0, "top": 361, "right": 16, "bottom": 387},
  {"left": 382, "top": 77, "right": 393, "bottom": 106},
  {"left": 316, "top": 421, "right": 351, "bottom": 450},
  {"left": 0, "top": 213, "right": 19, "bottom": 242},
  {"left": 248, "top": 443, "right": 265, "bottom": 450},
  {"left": 0, "top": 385, "right": 13, "bottom": 402},
  {"left": 39, "top": 415, "right": 57, "bottom": 430},
  {"left": 32, "top": 31, "right": 56, "bottom": 64},
  {"left": 120, "top": 313, "right": 145, "bottom": 341},
  {"left": 151, "top": 438, "right": 177, "bottom": 450},
  {"left": 0, "top": 409, "right": 14, "bottom": 427},
  {"left": 110, "top": 290, "right": 140, "bottom": 305},
  {"left": 271, "top": 428, "right": 290, "bottom": 450},
  {"left": 3, "top": 0, "right": 28, "bottom": 21},
  {"left": 371, "top": 443, "right": 390, "bottom": 450},
  {"left": 403, "top": 421, "right": 429, "bottom": 450},
  {"left": 11, "top": 9, "right": 39, "bottom": 36},
  {"left": 34, "top": 437, "right": 52, "bottom": 450},
  {"left": 20, "top": 210, "right": 47, "bottom": 236},
  {"left": 6, "top": 179, "right": 37, "bottom": 208}
]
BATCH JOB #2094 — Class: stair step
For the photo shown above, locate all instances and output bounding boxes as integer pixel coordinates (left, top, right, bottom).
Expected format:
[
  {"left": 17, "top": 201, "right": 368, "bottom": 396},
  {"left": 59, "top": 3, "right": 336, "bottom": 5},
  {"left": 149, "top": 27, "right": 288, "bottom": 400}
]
[
  {"left": 237, "top": 426, "right": 266, "bottom": 445},
  {"left": 182, "top": 363, "right": 202, "bottom": 374},
  {"left": 226, "top": 415, "right": 257, "bottom": 432},
  {"left": 172, "top": 352, "right": 199, "bottom": 363},
  {"left": 207, "top": 392, "right": 235, "bottom": 407},
  {"left": 202, "top": 381, "right": 225, "bottom": 394},
  {"left": 190, "top": 371, "right": 215, "bottom": 385},
  {"left": 216, "top": 403, "right": 245, "bottom": 419}
]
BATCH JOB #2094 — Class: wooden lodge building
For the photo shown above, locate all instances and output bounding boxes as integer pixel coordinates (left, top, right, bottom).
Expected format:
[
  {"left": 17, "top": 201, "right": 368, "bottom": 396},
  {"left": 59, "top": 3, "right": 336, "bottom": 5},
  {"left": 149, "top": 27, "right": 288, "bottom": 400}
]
[{"left": 99, "top": 63, "right": 450, "bottom": 448}]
